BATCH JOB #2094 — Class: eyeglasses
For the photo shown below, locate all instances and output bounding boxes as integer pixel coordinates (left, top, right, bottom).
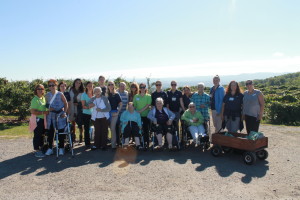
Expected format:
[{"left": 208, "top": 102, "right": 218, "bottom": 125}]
[
  {"left": 37, "top": 88, "right": 44, "bottom": 91},
  {"left": 48, "top": 84, "right": 55, "bottom": 87},
  {"left": 246, "top": 82, "right": 252, "bottom": 86},
  {"left": 140, "top": 86, "right": 146, "bottom": 89},
  {"left": 156, "top": 84, "right": 161, "bottom": 86},
  {"left": 171, "top": 84, "right": 177, "bottom": 86}
]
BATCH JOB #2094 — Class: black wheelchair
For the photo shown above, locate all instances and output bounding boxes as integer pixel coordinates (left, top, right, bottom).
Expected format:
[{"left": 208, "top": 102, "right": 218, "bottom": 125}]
[{"left": 180, "top": 120, "right": 210, "bottom": 150}]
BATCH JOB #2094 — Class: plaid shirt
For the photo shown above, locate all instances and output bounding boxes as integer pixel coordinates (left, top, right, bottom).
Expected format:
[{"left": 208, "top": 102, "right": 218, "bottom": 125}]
[{"left": 190, "top": 92, "right": 210, "bottom": 120}]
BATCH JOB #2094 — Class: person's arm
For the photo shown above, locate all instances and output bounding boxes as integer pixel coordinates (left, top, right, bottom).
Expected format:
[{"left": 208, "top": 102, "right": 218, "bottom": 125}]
[
  {"left": 167, "top": 109, "right": 175, "bottom": 125},
  {"left": 30, "top": 109, "right": 48, "bottom": 116},
  {"left": 181, "top": 110, "right": 190, "bottom": 123},
  {"left": 61, "top": 93, "right": 68, "bottom": 116},
  {"left": 180, "top": 97, "right": 185, "bottom": 111},
  {"left": 101, "top": 97, "right": 111, "bottom": 112},
  {"left": 147, "top": 108, "right": 157, "bottom": 124},
  {"left": 221, "top": 103, "right": 225, "bottom": 121},
  {"left": 258, "top": 92, "right": 265, "bottom": 121},
  {"left": 138, "top": 104, "right": 150, "bottom": 114},
  {"left": 120, "top": 111, "right": 127, "bottom": 124}
]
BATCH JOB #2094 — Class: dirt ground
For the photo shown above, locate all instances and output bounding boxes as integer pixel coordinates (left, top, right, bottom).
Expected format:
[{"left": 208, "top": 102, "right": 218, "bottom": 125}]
[{"left": 0, "top": 124, "right": 300, "bottom": 200}]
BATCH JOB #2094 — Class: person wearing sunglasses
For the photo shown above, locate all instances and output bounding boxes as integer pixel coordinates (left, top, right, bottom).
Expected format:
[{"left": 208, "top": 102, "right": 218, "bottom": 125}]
[
  {"left": 242, "top": 80, "right": 265, "bottom": 134},
  {"left": 133, "top": 83, "right": 152, "bottom": 148},
  {"left": 151, "top": 80, "right": 168, "bottom": 107},
  {"left": 45, "top": 79, "right": 68, "bottom": 156},
  {"left": 128, "top": 82, "right": 139, "bottom": 103},
  {"left": 181, "top": 102, "right": 205, "bottom": 146},
  {"left": 30, "top": 84, "right": 49, "bottom": 157},
  {"left": 167, "top": 81, "right": 185, "bottom": 131},
  {"left": 107, "top": 81, "right": 122, "bottom": 150}
]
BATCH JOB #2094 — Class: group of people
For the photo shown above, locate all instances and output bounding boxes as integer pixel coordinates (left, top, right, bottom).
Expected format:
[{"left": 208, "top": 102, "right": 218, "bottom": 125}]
[{"left": 29, "top": 75, "right": 265, "bottom": 158}]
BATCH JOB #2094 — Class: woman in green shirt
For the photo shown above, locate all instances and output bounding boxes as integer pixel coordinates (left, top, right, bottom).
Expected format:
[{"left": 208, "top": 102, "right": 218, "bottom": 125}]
[
  {"left": 181, "top": 102, "right": 206, "bottom": 146},
  {"left": 30, "top": 84, "right": 49, "bottom": 157},
  {"left": 133, "top": 83, "right": 152, "bottom": 148}
]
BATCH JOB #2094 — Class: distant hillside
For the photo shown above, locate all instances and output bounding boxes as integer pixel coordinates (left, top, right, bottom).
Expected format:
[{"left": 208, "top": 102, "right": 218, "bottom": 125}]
[{"left": 135, "top": 72, "right": 288, "bottom": 88}]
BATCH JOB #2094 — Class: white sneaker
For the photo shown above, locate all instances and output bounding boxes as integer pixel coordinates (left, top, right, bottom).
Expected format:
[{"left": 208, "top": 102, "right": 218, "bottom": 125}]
[
  {"left": 45, "top": 148, "right": 53, "bottom": 156},
  {"left": 59, "top": 148, "right": 64, "bottom": 156}
]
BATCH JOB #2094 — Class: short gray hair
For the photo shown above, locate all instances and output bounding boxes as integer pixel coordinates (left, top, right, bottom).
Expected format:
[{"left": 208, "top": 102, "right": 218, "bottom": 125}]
[
  {"left": 93, "top": 87, "right": 102, "bottom": 94},
  {"left": 198, "top": 82, "right": 205, "bottom": 87},
  {"left": 156, "top": 97, "right": 164, "bottom": 105}
]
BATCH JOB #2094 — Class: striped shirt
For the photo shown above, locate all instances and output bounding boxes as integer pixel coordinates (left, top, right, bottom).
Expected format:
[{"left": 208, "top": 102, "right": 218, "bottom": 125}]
[
  {"left": 117, "top": 90, "right": 129, "bottom": 114},
  {"left": 190, "top": 92, "right": 210, "bottom": 120}
]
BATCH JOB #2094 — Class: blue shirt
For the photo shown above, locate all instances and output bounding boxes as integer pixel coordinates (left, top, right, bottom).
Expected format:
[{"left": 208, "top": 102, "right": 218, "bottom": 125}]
[
  {"left": 81, "top": 92, "right": 93, "bottom": 115},
  {"left": 190, "top": 92, "right": 210, "bottom": 120}
]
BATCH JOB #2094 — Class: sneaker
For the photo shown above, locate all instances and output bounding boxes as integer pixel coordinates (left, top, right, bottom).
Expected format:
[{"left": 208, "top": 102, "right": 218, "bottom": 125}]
[
  {"left": 91, "top": 146, "right": 97, "bottom": 151},
  {"left": 59, "top": 148, "right": 64, "bottom": 155},
  {"left": 45, "top": 148, "right": 53, "bottom": 156},
  {"left": 34, "top": 151, "right": 45, "bottom": 158}
]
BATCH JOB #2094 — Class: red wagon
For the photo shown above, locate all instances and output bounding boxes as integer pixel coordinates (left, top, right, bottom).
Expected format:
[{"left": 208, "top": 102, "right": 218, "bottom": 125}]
[{"left": 210, "top": 132, "right": 268, "bottom": 165}]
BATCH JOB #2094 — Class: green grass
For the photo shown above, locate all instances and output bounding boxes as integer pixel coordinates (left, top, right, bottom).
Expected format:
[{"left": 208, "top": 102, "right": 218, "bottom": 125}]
[{"left": 0, "top": 123, "right": 31, "bottom": 139}]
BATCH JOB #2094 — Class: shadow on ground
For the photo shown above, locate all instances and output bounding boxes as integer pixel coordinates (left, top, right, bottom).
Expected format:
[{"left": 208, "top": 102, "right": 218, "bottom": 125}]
[{"left": 0, "top": 145, "right": 268, "bottom": 183}]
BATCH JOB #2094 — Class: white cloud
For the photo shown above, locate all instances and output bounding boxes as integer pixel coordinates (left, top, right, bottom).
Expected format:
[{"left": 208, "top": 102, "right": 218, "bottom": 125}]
[{"left": 273, "top": 52, "right": 285, "bottom": 57}]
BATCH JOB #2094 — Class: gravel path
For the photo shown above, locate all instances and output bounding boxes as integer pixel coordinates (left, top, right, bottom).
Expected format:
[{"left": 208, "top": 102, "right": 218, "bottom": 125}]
[{"left": 0, "top": 124, "right": 300, "bottom": 200}]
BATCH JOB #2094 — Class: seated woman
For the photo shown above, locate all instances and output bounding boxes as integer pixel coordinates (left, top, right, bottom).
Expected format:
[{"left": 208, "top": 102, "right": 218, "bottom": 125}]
[
  {"left": 181, "top": 102, "right": 206, "bottom": 146},
  {"left": 147, "top": 97, "right": 175, "bottom": 150},
  {"left": 120, "top": 102, "right": 143, "bottom": 150}
]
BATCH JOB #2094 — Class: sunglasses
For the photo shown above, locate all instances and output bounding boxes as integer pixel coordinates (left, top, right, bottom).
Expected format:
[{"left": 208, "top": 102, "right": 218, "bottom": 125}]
[
  {"left": 48, "top": 84, "right": 55, "bottom": 87},
  {"left": 246, "top": 82, "right": 252, "bottom": 86},
  {"left": 131, "top": 86, "right": 136, "bottom": 88},
  {"left": 140, "top": 86, "right": 146, "bottom": 89},
  {"left": 37, "top": 88, "right": 44, "bottom": 91},
  {"left": 108, "top": 84, "right": 114, "bottom": 86},
  {"left": 156, "top": 84, "right": 161, "bottom": 86},
  {"left": 171, "top": 84, "right": 177, "bottom": 86}
]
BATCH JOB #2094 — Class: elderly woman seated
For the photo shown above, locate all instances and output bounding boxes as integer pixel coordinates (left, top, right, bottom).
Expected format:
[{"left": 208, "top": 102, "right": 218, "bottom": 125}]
[
  {"left": 147, "top": 97, "right": 175, "bottom": 150},
  {"left": 181, "top": 102, "right": 206, "bottom": 146},
  {"left": 120, "top": 102, "right": 143, "bottom": 150}
]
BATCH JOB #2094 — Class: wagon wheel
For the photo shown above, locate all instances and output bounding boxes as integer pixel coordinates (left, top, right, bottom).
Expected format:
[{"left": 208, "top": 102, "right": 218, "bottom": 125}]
[
  {"left": 243, "top": 152, "right": 257, "bottom": 165},
  {"left": 256, "top": 150, "right": 268, "bottom": 160},
  {"left": 211, "top": 145, "right": 222, "bottom": 157}
]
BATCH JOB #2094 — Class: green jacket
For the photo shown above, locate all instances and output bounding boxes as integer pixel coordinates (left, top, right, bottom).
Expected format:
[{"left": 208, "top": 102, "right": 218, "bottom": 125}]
[{"left": 181, "top": 109, "right": 204, "bottom": 126}]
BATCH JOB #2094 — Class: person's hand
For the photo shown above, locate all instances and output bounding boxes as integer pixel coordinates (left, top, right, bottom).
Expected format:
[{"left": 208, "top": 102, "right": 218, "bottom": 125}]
[
  {"left": 193, "top": 118, "right": 199, "bottom": 123},
  {"left": 96, "top": 108, "right": 101, "bottom": 112},
  {"left": 258, "top": 114, "right": 263, "bottom": 121},
  {"left": 167, "top": 120, "right": 172, "bottom": 126},
  {"left": 49, "top": 108, "right": 54, "bottom": 112},
  {"left": 43, "top": 111, "right": 49, "bottom": 115},
  {"left": 61, "top": 113, "right": 66, "bottom": 118}
]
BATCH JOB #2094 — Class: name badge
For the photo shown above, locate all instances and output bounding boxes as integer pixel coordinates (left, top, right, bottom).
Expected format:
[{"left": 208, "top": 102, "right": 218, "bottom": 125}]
[
  {"left": 172, "top": 97, "right": 176, "bottom": 101},
  {"left": 252, "top": 94, "right": 256, "bottom": 96},
  {"left": 136, "top": 98, "right": 140, "bottom": 101},
  {"left": 229, "top": 97, "right": 234, "bottom": 101}
]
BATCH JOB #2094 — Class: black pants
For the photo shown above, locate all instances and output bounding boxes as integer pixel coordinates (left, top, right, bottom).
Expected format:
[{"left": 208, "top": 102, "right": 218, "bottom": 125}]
[
  {"left": 123, "top": 121, "right": 140, "bottom": 138},
  {"left": 245, "top": 115, "right": 260, "bottom": 134},
  {"left": 141, "top": 117, "right": 150, "bottom": 144},
  {"left": 47, "top": 123, "right": 64, "bottom": 149},
  {"left": 33, "top": 118, "right": 45, "bottom": 150},
  {"left": 82, "top": 113, "right": 91, "bottom": 146}
]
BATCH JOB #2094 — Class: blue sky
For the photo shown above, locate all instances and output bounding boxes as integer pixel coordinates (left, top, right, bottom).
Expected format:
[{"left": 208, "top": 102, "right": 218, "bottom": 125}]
[{"left": 1, "top": 0, "right": 299, "bottom": 81}]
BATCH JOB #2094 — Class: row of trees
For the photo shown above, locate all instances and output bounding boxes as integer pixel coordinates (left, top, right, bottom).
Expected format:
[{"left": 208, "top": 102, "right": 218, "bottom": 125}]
[{"left": 1, "top": 72, "right": 299, "bottom": 125}]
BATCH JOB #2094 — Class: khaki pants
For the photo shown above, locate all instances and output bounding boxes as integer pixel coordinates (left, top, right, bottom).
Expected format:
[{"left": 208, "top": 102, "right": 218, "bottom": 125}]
[{"left": 212, "top": 110, "right": 222, "bottom": 133}]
